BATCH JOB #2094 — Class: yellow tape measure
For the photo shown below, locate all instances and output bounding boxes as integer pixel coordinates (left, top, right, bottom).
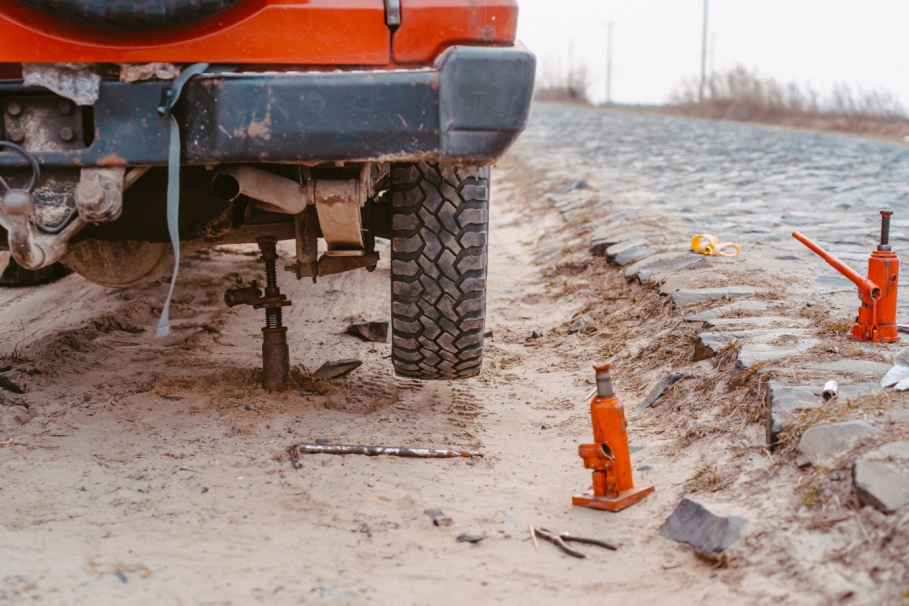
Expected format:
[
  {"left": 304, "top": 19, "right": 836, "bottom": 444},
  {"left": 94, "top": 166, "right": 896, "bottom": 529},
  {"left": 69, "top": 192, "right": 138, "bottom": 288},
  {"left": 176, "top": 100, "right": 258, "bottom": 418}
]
[{"left": 691, "top": 234, "right": 740, "bottom": 257}]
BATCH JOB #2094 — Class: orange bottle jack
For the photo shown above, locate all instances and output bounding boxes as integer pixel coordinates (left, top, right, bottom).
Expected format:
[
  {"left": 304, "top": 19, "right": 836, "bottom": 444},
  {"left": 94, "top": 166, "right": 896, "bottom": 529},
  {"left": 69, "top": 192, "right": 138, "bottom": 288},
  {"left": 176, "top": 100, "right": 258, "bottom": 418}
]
[
  {"left": 793, "top": 209, "right": 900, "bottom": 343},
  {"left": 573, "top": 364, "right": 654, "bottom": 512}
]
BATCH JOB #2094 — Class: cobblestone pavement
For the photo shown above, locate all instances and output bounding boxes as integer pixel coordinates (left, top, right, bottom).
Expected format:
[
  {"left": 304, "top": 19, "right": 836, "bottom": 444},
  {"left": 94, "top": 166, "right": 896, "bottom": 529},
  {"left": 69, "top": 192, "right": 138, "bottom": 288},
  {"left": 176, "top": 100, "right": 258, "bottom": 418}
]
[{"left": 514, "top": 103, "right": 909, "bottom": 308}]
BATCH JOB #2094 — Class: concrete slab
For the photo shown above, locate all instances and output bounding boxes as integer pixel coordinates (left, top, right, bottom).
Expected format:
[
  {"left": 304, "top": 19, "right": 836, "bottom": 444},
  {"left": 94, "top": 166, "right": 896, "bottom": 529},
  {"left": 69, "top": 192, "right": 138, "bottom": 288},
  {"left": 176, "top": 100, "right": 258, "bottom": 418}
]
[
  {"left": 797, "top": 360, "right": 892, "bottom": 376},
  {"left": 704, "top": 316, "right": 805, "bottom": 329},
  {"left": 798, "top": 420, "right": 879, "bottom": 468},
  {"left": 672, "top": 286, "right": 759, "bottom": 307},
  {"left": 854, "top": 441, "right": 909, "bottom": 513},
  {"left": 694, "top": 328, "right": 814, "bottom": 360},
  {"left": 659, "top": 271, "right": 725, "bottom": 296},
  {"left": 636, "top": 255, "right": 705, "bottom": 283},
  {"left": 532, "top": 244, "right": 567, "bottom": 263},
  {"left": 624, "top": 251, "right": 690, "bottom": 279},
  {"left": 589, "top": 231, "right": 653, "bottom": 257},
  {"left": 685, "top": 301, "right": 770, "bottom": 322},
  {"left": 605, "top": 238, "right": 649, "bottom": 262},
  {"left": 614, "top": 245, "right": 661, "bottom": 266},
  {"left": 736, "top": 341, "right": 821, "bottom": 370},
  {"left": 659, "top": 498, "right": 747, "bottom": 556},
  {"left": 638, "top": 373, "right": 684, "bottom": 410}
]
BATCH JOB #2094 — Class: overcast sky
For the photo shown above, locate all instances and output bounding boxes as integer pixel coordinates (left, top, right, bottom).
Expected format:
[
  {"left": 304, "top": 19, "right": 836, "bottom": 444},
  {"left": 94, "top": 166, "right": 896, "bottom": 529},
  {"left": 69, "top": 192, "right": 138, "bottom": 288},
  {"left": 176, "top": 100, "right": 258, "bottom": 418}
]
[{"left": 516, "top": 0, "right": 909, "bottom": 107}]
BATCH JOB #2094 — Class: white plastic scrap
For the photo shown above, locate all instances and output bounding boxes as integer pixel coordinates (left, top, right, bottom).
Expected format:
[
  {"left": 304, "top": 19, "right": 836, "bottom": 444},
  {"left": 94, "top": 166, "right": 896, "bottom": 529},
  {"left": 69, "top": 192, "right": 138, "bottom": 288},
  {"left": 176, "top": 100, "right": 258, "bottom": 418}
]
[
  {"left": 881, "top": 348, "right": 909, "bottom": 390},
  {"left": 22, "top": 63, "right": 100, "bottom": 106}
]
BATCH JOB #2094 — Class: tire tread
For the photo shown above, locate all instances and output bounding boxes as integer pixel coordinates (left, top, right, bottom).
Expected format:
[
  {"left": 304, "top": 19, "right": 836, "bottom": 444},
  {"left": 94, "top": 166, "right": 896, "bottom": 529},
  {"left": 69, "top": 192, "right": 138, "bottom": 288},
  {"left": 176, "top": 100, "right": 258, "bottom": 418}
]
[{"left": 390, "top": 161, "right": 489, "bottom": 380}]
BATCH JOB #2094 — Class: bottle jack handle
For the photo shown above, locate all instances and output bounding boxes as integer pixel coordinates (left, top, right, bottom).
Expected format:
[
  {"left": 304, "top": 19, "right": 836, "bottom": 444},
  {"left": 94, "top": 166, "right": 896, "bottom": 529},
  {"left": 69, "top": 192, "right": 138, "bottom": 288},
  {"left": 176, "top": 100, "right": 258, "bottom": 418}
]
[{"left": 792, "top": 231, "right": 882, "bottom": 301}]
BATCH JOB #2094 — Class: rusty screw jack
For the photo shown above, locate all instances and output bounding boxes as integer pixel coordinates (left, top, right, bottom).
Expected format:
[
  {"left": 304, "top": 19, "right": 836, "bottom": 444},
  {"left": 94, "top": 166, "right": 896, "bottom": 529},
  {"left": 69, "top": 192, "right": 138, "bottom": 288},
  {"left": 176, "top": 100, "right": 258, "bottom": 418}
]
[{"left": 224, "top": 238, "right": 293, "bottom": 392}]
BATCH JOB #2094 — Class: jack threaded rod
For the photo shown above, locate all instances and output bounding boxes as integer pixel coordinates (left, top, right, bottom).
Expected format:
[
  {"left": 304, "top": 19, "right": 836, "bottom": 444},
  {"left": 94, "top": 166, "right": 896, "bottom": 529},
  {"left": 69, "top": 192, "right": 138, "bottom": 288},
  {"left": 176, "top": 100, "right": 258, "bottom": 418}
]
[
  {"left": 881, "top": 209, "right": 893, "bottom": 247},
  {"left": 264, "top": 258, "right": 282, "bottom": 328}
]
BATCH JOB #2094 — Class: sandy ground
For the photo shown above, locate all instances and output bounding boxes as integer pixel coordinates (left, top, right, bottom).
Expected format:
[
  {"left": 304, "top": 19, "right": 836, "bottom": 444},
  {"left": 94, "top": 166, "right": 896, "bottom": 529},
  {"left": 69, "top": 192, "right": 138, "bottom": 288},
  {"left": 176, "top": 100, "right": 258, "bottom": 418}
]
[{"left": 1, "top": 150, "right": 905, "bottom": 604}]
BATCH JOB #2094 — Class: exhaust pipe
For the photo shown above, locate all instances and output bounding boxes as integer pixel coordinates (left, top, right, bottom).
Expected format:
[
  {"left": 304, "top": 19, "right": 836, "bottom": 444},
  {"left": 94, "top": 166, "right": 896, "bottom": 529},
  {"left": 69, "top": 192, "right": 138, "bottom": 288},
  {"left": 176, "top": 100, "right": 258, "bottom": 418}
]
[{"left": 212, "top": 166, "right": 310, "bottom": 215}]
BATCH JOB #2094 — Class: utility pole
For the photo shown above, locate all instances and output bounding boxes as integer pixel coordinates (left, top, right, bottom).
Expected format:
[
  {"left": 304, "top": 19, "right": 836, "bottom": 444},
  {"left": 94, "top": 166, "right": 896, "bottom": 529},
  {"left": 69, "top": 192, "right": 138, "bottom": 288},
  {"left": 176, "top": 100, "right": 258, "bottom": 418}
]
[
  {"left": 709, "top": 33, "right": 716, "bottom": 75},
  {"left": 568, "top": 41, "right": 574, "bottom": 93},
  {"left": 699, "top": 0, "right": 708, "bottom": 103},
  {"left": 606, "top": 20, "right": 613, "bottom": 105}
]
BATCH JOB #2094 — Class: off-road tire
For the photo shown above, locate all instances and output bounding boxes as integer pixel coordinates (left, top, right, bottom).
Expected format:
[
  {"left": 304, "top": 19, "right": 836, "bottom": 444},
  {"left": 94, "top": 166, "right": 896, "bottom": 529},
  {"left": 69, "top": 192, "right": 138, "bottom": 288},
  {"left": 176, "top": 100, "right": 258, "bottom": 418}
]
[
  {"left": 16, "top": 0, "right": 243, "bottom": 31},
  {"left": 390, "top": 162, "right": 489, "bottom": 380}
]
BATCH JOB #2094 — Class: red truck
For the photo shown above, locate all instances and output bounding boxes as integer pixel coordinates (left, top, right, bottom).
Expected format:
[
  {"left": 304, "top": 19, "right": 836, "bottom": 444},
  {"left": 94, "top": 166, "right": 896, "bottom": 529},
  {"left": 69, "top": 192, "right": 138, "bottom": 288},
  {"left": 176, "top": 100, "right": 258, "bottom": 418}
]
[{"left": 0, "top": 0, "right": 534, "bottom": 387}]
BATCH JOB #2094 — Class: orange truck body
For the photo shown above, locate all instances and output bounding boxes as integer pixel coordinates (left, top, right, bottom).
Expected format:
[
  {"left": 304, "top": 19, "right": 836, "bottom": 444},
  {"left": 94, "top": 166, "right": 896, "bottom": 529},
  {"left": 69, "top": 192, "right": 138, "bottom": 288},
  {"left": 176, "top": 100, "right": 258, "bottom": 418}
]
[{"left": 0, "top": 0, "right": 518, "bottom": 67}]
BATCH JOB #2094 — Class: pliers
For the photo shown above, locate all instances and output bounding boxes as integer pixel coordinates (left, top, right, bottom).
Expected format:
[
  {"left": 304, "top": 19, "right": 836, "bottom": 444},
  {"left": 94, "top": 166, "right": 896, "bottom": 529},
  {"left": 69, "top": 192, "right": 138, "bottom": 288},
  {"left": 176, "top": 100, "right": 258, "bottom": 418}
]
[{"left": 535, "top": 527, "right": 617, "bottom": 558}]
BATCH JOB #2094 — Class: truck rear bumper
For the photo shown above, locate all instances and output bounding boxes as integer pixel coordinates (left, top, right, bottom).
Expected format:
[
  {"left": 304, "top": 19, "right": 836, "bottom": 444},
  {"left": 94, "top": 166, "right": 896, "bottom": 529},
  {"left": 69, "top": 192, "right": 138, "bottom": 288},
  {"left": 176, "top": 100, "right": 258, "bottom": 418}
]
[{"left": 0, "top": 44, "right": 535, "bottom": 168}]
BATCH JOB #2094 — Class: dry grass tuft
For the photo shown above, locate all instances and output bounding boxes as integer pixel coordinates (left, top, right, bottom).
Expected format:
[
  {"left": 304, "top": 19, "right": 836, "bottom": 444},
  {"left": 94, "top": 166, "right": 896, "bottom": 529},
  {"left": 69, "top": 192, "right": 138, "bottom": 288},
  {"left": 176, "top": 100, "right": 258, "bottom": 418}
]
[
  {"left": 799, "top": 305, "right": 855, "bottom": 336},
  {"left": 686, "top": 463, "right": 731, "bottom": 493},
  {"left": 534, "top": 61, "right": 592, "bottom": 105},
  {"left": 289, "top": 367, "right": 334, "bottom": 395},
  {"left": 667, "top": 66, "right": 909, "bottom": 140},
  {"left": 713, "top": 339, "right": 742, "bottom": 374},
  {"left": 0, "top": 343, "right": 30, "bottom": 364}
]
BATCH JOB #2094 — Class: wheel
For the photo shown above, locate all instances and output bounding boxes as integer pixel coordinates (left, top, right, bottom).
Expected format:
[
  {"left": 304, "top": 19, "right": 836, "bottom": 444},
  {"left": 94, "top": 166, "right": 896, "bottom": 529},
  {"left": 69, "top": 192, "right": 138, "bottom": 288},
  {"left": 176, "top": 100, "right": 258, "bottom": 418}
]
[
  {"left": 16, "top": 0, "right": 244, "bottom": 31},
  {"left": 390, "top": 162, "right": 489, "bottom": 380},
  {"left": 0, "top": 253, "right": 71, "bottom": 287}
]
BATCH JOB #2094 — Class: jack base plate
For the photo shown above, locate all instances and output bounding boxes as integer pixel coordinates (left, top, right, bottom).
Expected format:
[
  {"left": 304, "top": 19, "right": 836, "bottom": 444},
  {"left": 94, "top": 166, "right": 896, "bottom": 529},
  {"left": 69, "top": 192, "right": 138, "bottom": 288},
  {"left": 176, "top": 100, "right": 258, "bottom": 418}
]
[{"left": 572, "top": 484, "right": 654, "bottom": 512}]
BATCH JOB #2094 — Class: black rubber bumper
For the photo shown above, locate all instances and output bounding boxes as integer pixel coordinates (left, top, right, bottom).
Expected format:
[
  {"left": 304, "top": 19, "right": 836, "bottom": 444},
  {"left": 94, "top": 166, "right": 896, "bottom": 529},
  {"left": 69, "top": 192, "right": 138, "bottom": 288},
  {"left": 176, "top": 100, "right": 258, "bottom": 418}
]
[{"left": 0, "top": 44, "right": 535, "bottom": 168}]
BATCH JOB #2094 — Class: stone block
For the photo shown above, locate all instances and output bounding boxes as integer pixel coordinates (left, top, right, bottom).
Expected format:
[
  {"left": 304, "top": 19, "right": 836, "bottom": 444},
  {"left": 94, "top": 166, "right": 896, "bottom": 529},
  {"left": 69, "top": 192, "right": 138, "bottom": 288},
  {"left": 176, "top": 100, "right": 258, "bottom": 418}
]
[
  {"left": 568, "top": 319, "right": 587, "bottom": 334},
  {"left": 685, "top": 301, "right": 769, "bottom": 322},
  {"left": 659, "top": 498, "right": 747, "bottom": 555},
  {"left": 547, "top": 190, "right": 590, "bottom": 214},
  {"left": 605, "top": 238, "right": 649, "bottom": 262},
  {"left": 589, "top": 231, "right": 652, "bottom": 257},
  {"left": 614, "top": 245, "right": 661, "bottom": 266},
  {"left": 672, "top": 286, "right": 758, "bottom": 307},
  {"left": 796, "top": 360, "right": 892, "bottom": 376},
  {"left": 658, "top": 271, "right": 721, "bottom": 296},
  {"left": 624, "top": 251, "right": 690, "bottom": 279},
  {"left": 882, "top": 409, "right": 909, "bottom": 425},
  {"left": 346, "top": 320, "right": 390, "bottom": 343},
  {"left": 798, "top": 420, "right": 879, "bottom": 468},
  {"left": 854, "top": 441, "right": 909, "bottom": 513},
  {"left": 532, "top": 244, "right": 566, "bottom": 263},
  {"left": 638, "top": 373, "right": 684, "bottom": 410},
  {"left": 635, "top": 255, "right": 704, "bottom": 283},
  {"left": 693, "top": 328, "right": 813, "bottom": 361},
  {"left": 313, "top": 358, "right": 363, "bottom": 381},
  {"left": 561, "top": 179, "right": 589, "bottom": 193},
  {"left": 765, "top": 382, "right": 823, "bottom": 448},
  {"left": 704, "top": 316, "right": 800, "bottom": 329},
  {"left": 736, "top": 341, "right": 820, "bottom": 369}
]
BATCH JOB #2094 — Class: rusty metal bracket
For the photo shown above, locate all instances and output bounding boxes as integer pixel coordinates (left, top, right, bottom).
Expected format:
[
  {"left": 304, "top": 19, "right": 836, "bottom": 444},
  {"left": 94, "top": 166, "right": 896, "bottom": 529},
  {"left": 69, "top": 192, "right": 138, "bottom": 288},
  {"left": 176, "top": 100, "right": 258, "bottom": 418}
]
[
  {"left": 285, "top": 251, "right": 379, "bottom": 281},
  {"left": 75, "top": 167, "right": 125, "bottom": 223}
]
